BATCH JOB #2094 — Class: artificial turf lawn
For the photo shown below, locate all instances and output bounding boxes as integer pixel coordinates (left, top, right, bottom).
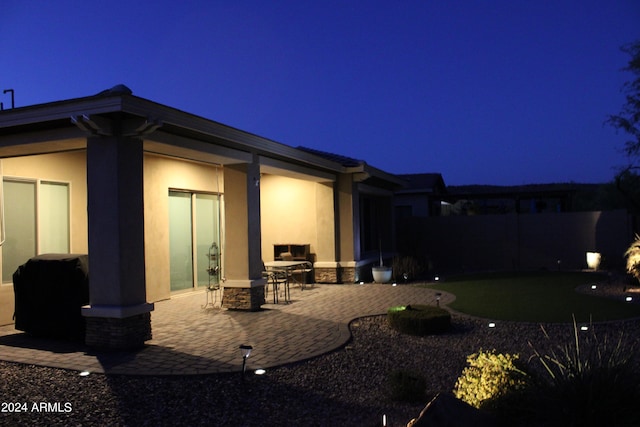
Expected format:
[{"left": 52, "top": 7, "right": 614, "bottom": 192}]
[{"left": 426, "top": 271, "right": 640, "bottom": 323}]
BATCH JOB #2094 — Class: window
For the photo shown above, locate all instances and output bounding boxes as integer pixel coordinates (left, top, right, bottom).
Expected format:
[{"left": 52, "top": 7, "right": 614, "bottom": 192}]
[
  {"left": 1, "top": 179, "right": 70, "bottom": 283},
  {"left": 359, "top": 194, "right": 392, "bottom": 255}
]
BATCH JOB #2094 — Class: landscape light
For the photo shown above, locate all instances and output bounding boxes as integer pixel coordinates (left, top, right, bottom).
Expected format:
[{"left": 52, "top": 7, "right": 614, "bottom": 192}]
[
  {"left": 626, "top": 296, "right": 633, "bottom": 302},
  {"left": 239, "top": 344, "right": 253, "bottom": 379},
  {"left": 435, "top": 292, "right": 441, "bottom": 307},
  {"left": 255, "top": 368, "right": 266, "bottom": 375},
  {"left": 79, "top": 371, "right": 90, "bottom": 377},
  {"left": 580, "top": 326, "right": 589, "bottom": 331},
  {"left": 488, "top": 322, "right": 496, "bottom": 328},
  {"left": 591, "top": 284, "right": 597, "bottom": 290}
]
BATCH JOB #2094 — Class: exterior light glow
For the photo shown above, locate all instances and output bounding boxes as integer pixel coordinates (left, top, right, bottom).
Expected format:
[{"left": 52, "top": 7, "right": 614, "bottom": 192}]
[
  {"left": 591, "top": 284, "right": 597, "bottom": 290},
  {"left": 626, "top": 296, "right": 633, "bottom": 302},
  {"left": 79, "top": 371, "right": 90, "bottom": 377},
  {"left": 434, "top": 276, "right": 440, "bottom": 281},
  {"left": 255, "top": 369, "right": 266, "bottom": 375},
  {"left": 586, "top": 252, "right": 601, "bottom": 270},
  {"left": 488, "top": 322, "right": 496, "bottom": 328},
  {"left": 580, "top": 326, "right": 589, "bottom": 331},
  {"left": 392, "top": 282, "right": 397, "bottom": 286}
]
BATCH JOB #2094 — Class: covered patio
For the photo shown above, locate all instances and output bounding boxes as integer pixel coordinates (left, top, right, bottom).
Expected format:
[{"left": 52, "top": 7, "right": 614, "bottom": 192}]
[{"left": 0, "top": 283, "right": 447, "bottom": 375}]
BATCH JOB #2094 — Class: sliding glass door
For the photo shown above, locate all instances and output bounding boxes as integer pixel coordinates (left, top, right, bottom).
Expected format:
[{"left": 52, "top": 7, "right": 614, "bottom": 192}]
[{"left": 169, "top": 191, "right": 221, "bottom": 292}]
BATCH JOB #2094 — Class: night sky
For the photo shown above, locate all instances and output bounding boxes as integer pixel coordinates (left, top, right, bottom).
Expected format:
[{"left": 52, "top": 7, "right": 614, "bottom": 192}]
[{"left": 2, "top": 1, "right": 639, "bottom": 185}]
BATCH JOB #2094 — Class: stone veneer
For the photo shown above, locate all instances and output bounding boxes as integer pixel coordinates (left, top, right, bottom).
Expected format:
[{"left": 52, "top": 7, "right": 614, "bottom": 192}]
[
  {"left": 314, "top": 267, "right": 341, "bottom": 284},
  {"left": 85, "top": 312, "right": 152, "bottom": 349},
  {"left": 222, "top": 286, "right": 265, "bottom": 311}
]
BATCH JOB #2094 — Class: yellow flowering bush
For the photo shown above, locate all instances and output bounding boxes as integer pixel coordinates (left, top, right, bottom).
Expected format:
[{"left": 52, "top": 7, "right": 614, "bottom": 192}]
[{"left": 454, "top": 349, "right": 527, "bottom": 409}]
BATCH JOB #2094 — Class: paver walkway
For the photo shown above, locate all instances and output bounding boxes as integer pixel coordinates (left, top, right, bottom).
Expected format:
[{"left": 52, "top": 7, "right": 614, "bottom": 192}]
[{"left": 0, "top": 284, "right": 451, "bottom": 375}]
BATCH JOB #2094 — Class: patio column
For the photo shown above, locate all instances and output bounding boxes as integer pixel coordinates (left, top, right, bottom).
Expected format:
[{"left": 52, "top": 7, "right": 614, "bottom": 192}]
[
  {"left": 82, "top": 135, "right": 153, "bottom": 349},
  {"left": 222, "top": 155, "right": 266, "bottom": 310}
]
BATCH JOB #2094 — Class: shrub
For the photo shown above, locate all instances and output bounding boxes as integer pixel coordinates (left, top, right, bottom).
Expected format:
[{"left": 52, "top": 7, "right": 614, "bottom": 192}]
[
  {"left": 391, "top": 255, "right": 427, "bottom": 282},
  {"left": 388, "top": 369, "right": 427, "bottom": 402},
  {"left": 453, "top": 349, "right": 528, "bottom": 409},
  {"left": 387, "top": 305, "right": 450, "bottom": 336},
  {"left": 527, "top": 320, "right": 640, "bottom": 426},
  {"left": 625, "top": 233, "right": 640, "bottom": 284}
]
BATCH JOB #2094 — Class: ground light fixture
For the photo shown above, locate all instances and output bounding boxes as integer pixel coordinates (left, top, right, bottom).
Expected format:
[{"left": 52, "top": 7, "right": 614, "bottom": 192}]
[
  {"left": 239, "top": 344, "right": 253, "bottom": 379},
  {"left": 627, "top": 296, "right": 633, "bottom": 302},
  {"left": 488, "top": 322, "right": 496, "bottom": 328}
]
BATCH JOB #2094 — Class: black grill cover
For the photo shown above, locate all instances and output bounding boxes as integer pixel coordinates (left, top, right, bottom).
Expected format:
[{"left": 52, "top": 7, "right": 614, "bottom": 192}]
[{"left": 13, "top": 254, "right": 89, "bottom": 340}]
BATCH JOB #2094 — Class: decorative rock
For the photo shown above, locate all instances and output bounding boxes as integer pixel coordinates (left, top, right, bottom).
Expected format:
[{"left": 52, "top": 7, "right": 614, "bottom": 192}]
[{"left": 407, "top": 393, "right": 497, "bottom": 427}]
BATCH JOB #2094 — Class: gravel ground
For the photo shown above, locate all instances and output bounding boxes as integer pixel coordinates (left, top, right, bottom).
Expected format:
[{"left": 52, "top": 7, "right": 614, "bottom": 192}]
[{"left": 1, "top": 283, "right": 640, "bottom": 427}]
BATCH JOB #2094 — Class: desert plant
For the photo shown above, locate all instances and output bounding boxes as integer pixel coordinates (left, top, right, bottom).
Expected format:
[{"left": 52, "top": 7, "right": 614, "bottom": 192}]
[
  {"left": 625, "top": 233, "right": 640, "bottom": 284},
  {"left": 391, "top": 255, "right": 426, "bottom": 282},
  {"left": 387, "top": 305, "right": 450, "bottom": 336},
  {"left": 527, "top": 319, "right": 640, "bottom": 426},
  {"left": 453, "top": 349, "right": 528, "bottom": 409},
  {"left": 388, "top": 369, "right": 427, "bottom": 402}
]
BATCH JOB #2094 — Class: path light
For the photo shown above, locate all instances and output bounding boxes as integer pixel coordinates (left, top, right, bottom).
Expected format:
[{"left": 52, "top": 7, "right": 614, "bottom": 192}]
[
  {"left": 435, "top": 292, "right": 441, "bottom": 307},
  {"left": 239, "top": 344, "right": 253, "bottom": 379},
  {"left": 382, "top": 414, "right": 387, "bottom": 426},
  {"left": 626, "top": 296, "right": 633, "bottom": 302},
  {"left": 488, "top": 322, "right": 496, "bottom": 328},
  {"left": 255, "top": 368, "right": 266, "bottom": 375},
  {"left": 580, "top": 326, "right": 589, "bottom": 331},
  {"left": 79, "top": 370, "right": 90, "bottom": 377},
  {"left": 591, "top": 284, "right": 597, "bottom": 290}
]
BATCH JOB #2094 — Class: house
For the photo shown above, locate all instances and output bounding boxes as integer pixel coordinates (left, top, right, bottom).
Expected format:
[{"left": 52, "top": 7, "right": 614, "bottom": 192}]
[
  {"left": 394, "top": 173, "right": 447, "bottom": 218},
  {"left": 443, "top": 183, "right": 603, "bottom": 215},
  {"left": 0, "top": 85, "right": 403, "bottom": 348}
]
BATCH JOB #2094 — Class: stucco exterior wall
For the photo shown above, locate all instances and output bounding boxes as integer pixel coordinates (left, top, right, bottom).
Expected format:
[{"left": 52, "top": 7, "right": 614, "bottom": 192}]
[
  {"left": 260, "top": 175, "right": 335, "bottom": 262},
  {"left": 143, "top": 154, "right": 224, "bottom": 302},
  {"left": 0, "top": 150, "right": 88, "bottom": 325}
]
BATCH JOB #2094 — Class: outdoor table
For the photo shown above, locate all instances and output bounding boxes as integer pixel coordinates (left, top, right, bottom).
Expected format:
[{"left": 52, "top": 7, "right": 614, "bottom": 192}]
[{"left": 264, "top": 260, "right": 312, "bottom": 300}]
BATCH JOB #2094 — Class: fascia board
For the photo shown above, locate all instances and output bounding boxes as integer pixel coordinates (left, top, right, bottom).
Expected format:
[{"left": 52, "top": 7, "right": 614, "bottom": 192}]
[
  {"left": 0, "top": 96, "right": 125, "bottom": 129},
  {"left": 258, "top": 155, "right": 336, "bottom": 182},
  {"left": 121, "top": 97, "right": 345, "bottom": 173}
]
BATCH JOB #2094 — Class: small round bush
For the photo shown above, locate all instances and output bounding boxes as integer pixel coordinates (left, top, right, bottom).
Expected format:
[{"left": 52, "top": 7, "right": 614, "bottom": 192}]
[
  {"left": 387, "top": 304, "right": 451, "bottom": 336},
  {"left": 388, "top": 369, "right": 427, "bottom": 402}
]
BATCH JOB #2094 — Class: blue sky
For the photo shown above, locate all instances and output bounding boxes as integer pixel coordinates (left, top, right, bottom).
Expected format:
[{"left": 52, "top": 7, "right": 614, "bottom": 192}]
[{"left": 1, "top": 1, "right": 639, "bottom": 185}]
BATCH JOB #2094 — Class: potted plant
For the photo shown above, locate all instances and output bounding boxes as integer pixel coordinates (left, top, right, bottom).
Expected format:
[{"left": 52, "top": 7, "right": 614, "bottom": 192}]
[{"left": 372, "top": 239, "right": 392, "bottom": 283}]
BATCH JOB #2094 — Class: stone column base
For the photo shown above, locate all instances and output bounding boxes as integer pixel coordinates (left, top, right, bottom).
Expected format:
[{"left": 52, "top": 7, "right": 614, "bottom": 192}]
[
  {"left": 82, "top": 303, "right": 154, "bottom": 349},
  {"left": 85, "top": 312, "right": 152, "bottom": 349},
  {"left": 314, "top": 267, "right": 341, "bottom": 283},
  {"left": 222, "top": 280, "right": 265, "bottom": 311}
]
